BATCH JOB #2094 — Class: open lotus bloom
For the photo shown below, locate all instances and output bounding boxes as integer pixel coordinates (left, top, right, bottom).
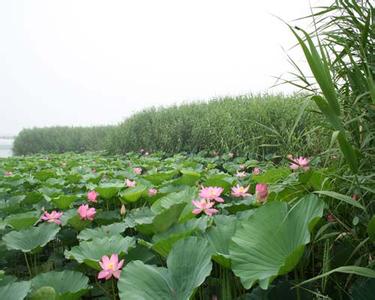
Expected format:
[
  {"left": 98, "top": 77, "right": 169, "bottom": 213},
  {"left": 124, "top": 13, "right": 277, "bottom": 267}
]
[
  {"left": 125, "top": 179, "right": 136, "bottom": 187},
  {"left": 289, "top": 156, "right": 310, "bottom": 171},
  {"left": 255, "top": 183, "right": 268, "bottom": 203},
  {"left": 192, "top": 199, "right": 218, "bottom": 216},
  {"left": 87, "top": 190, "right": 98, "bottom": 203},
  {"left": 231, "top": 185, "right": 251, "bottom": 198},
  {"left": 133, "top": 167, "right": 142, "bottom": 175},
  {"left": 199, "top": 186, "right": 224, "bottom": 203},
  {"left": 77, "top": 204, "right": 96, "bottom": 221},
  {"left": 98, "top": 254, "right": 124, "bottom": 280},
  {"left": 41, "top": 210, "right": 63, "bottom": 225},
  {"left": 148, "top": 188, "right": 157, "bottom": 197},
  {"left": 236, "top": 171, "right": 248, "bottom": 178},
  {"left": 4, "top": 171, "right": 13, "bottom": 177}
]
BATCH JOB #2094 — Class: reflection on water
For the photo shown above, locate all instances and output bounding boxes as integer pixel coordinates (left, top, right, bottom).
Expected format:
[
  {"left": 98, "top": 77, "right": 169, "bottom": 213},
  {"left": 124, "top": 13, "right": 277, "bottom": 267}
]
[{"left": 0, "top": 138, "right": 13, "bottom": 158}]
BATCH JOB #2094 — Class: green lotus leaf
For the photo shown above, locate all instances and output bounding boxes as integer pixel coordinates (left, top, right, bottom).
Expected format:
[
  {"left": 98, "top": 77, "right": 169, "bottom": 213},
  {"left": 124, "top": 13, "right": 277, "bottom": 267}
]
[
  {"left": 35, "top": 170, "right": 56, "bottom": 181},
  {"left": 96, "top": 183, "right": 123, "bottom": 199},
  {"left": 78, "top": 222, "right": 126, "bottom": 241},
  {"left": 0, "top": 280, "right": 31, "bottom": 300},
  {"left": 118, "top": 237, "right": 212, "bottom": 300},
  {"left": 2, "top": 223, "right": 60, "bottom": 253},
  {"left": 218, "top": 196, "right": 256, "bottom": 213},
  {"left": 30, "top": 286, "right": 56, "bottom": 300},
  {"left": 203, "top": 173, "right": 235, "bottom": 192},
  {"left": 23, "top": 192, "right": 44, "bottom": 205},
  {"left": 45, "top": 178, "right": 65, "bottom": 187},
  {"left": 31, "top": 270, "right": 90, "bottom": 300},
  {"left": 94, "top": 210, "right": 121, "bottom": 225},
  {"left": 67, "top": 215, "right": 91, "bottom": 231},
  {"left": 0, "top": 195, "right": 25, "bottom": 214},
  {"left": 229, "top": 194, "right": 324, "bottom": 289},
  {"left": 66, "top": 174, "right": 82, "bottom": 184},
  {"left": 130, "top": 202, "right": 187, "bottom": 235},
  {"left": 120, "top": 185, "right": 147, "bottom": 203},
  {"left": 206, "top": 215, "right": 237, "bottom": 268},
  {"left": 5, "top": 211, "right": 40, "bottom": 230},
  {"left": 143, "top": 170, "right": 177, "bottom": 185},
  {"left": 38, "top": 187, "right": 61, "bottom": 198},
  {"left": 51, "top": 195, "right": 77, "bottom": 209},
  {"left": 151, "top": 187, "right": 196, "bottom": 213},
  {"left": 152, "top": 217, "right": 208, "bottom": 256},
  {"left": 65, "top": 235, "right": 135, "bottom": 269},
  {"left": 252, "top": 167, "right": 290, "bottom": 184}
]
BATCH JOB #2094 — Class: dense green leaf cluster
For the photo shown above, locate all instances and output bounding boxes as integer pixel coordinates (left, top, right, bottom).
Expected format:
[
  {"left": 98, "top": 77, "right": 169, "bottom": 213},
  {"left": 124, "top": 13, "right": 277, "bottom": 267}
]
[{"left": 0, "top": 152, "right": 373, "bottom": 299}]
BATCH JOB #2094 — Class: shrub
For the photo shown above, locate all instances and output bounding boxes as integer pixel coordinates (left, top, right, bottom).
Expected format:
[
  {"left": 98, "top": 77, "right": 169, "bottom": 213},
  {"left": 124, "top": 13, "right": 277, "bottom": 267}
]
[{"left": 109, "top": 94, "right": 328, "bottom": 158}]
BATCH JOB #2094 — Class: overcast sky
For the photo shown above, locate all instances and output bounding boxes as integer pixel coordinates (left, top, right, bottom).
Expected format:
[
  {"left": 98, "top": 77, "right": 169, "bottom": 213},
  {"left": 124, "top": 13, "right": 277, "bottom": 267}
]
[{"left": 0, "top": 0, "right": 319, "bottom": 136}]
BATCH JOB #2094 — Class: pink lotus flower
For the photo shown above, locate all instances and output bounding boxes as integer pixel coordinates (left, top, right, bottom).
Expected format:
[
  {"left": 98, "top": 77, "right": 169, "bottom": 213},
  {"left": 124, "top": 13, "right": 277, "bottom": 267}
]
[
  {"left": 289, "top": 156, "right": 310, "bottom": 171},
  {"left": 125, "top": 179, "right": 136, "bottom": 187},
  {"left": 77, "top": 204, "right": 96, "bottom": 221},
  {"left": 252, "top": 167, "right": 261, "bottom": 175},
  {"left": 255, "top": 183, "right": 268, "bottom": 203},
  {"left": 87, "top": 190, "right": 98, "bottom": 203},
  {"left": 236, "top": 171, "right": 248, "bottom": 178},
  {"left": 231, "top": 185, "right": 251, "bottom": 198},
  {"left": 352, "top": 194, "right": 359, "bottom": 201},
  {"left": 98, "top": 254, "right": 124, "bottom": 280},
  {"left": 199, "top": 186, "right": 224, "bottom": 203},
  {"left": 148, "top": 188, "right": 157, "bottom": 197},
  {"left": 4, "top": 171, "right": 13, "bottom": 177},
  {"left": 133, "top": 167, "right": 142, "bottom": 175},
  {"left": 192, "top": 199, "right": 218, "bottom": 216},
  {"left": 41, "top": 210, "right": 63, "bottom": 225}
]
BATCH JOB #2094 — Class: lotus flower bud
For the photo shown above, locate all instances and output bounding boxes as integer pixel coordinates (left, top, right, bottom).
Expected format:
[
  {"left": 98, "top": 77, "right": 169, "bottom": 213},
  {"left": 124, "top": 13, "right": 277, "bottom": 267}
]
[{"left": 120, "top": 204, "right": 126, "bottom": 216}]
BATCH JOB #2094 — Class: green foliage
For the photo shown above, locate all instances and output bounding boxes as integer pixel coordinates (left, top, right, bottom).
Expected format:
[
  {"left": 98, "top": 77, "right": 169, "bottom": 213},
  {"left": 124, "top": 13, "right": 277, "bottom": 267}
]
[
  {"left": 12, "top": 95, "right": 328, "bottom": 158},
  {"left": 289, "top": 0, "right": 374, "bottom": 173},
  {"left": 0, "top": 152, "right": 373, "bottom": 299},
  {"left": 13, "top": 126, "right": 114, "bottom": 156},
  {"left": 30, "top": 270, "right": 91, "bottom": 300},
  {"left": 118, "top": 237, "right": 213, "bottom": 300},
  {"left": 230, "top": 194, "right": 324, "bottom": 289},
  {"left": 110, "top": 94, "right": 327, "bottom": 158}
]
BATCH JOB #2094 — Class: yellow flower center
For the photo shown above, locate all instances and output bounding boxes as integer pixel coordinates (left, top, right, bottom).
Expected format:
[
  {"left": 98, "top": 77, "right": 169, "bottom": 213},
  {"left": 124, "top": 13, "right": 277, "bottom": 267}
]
[{"left": 107, "top": 263, "right": 114, "bottom": 270}]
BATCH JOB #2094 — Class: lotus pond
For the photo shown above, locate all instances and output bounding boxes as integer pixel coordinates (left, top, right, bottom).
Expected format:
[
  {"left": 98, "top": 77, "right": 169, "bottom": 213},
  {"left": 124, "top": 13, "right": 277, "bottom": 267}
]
[{"left": 0, "top": 152, "right": 373, "bottom": 299}]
